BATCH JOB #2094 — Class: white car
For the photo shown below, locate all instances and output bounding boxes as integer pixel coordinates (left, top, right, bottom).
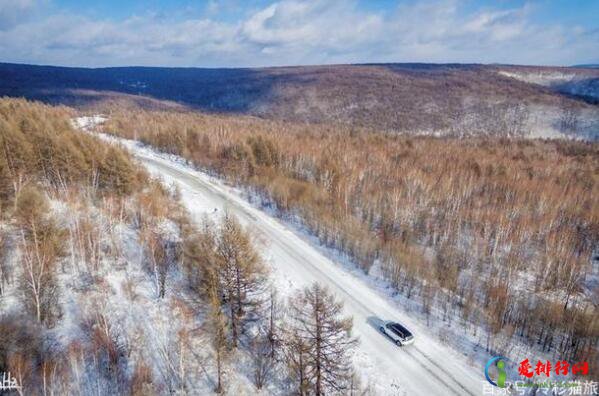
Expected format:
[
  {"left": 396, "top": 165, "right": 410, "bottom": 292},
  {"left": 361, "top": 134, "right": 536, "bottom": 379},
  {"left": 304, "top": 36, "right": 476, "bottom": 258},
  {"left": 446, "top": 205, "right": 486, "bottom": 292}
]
[{"left": 379, "top": 321, "right": 415, "bottom": 346}]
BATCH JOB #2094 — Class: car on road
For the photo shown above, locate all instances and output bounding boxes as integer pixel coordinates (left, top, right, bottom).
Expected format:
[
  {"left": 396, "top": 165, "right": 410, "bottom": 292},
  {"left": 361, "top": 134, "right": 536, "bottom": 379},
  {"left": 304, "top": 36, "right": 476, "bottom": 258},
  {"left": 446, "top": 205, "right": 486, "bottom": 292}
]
[{"left": 380, "top": 321, "right": 415, "bottom": 346}]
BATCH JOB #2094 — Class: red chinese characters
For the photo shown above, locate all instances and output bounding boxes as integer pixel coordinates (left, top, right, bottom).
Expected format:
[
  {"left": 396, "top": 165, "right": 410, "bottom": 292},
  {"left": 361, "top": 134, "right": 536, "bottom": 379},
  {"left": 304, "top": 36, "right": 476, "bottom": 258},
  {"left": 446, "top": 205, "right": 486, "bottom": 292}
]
[
  {"left": 518, "top": 359, "right": 533, "bottom": 378},
  {"left": 517, "top": 359, "right": 589, "bottom": 378},
  {"left": 535, "top": 360, "right": 551, "bottom": 377},
  {"left": 555, "top": 360, "right": 569, "bottom": 375},
  {"left": 572, "top": 361, "right": 589, "bottom": 376}
]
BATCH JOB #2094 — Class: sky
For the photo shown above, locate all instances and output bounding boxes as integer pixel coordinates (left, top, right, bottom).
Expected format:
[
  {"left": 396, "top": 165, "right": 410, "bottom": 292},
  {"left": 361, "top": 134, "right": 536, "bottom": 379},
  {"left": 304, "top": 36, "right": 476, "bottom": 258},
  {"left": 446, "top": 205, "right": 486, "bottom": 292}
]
[{"left": 0, "top": 0, "right": 597, "bottom": 68}]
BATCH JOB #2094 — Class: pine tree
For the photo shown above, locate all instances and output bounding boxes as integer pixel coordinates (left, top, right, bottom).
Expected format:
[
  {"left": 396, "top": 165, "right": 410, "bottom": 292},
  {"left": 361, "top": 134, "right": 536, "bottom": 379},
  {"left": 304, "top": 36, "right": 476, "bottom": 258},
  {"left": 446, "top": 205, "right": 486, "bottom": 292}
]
[
  {"left": 288, "top": 283, "right": 358, "bottom": 395},
  {"left": 284, "top": 327, "right": 310, "bottom": 396},
  {"left": 183, "top": 216, "right": 217, "bottom": 298},
  {"left": 99, "top": 147, "right": 136, "bottom": 195},
  {"left": 205, "top": 268, "right": 228, "bottom": 394},
  {"left": 0, "top": 117, "right": 34, "bottom": 199},
  {"left": 215, "top": 213, "right": 267, "bottom": 347}
]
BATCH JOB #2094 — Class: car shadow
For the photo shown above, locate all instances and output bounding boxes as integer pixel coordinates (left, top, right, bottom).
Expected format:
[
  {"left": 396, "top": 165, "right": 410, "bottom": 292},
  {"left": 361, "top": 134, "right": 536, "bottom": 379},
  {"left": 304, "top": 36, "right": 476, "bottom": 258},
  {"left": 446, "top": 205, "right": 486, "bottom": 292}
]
[
  {"left": 367, "top": 315, "right": 385, "bottom": 329},
  {"left": 367, "top": 316, "right": 399, "bottom": 347}
]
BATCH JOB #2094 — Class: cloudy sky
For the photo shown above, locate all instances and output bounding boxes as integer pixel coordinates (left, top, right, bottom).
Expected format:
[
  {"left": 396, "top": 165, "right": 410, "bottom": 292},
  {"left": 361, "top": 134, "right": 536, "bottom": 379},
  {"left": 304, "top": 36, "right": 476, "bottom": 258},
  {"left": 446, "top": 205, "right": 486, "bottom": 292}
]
[{"left": 0, "top": 0, "right": 598, "bottom": 68}]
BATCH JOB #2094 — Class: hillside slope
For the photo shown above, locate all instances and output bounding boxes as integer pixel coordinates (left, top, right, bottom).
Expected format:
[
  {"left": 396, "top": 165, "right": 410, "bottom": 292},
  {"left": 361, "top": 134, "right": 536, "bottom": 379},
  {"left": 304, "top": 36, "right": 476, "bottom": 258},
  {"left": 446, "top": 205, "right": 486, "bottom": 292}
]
[
  {"left": 0, "top": 100, "right": 291, "bottom": 394},
  {"left": 1, "top": 62, "right": 598, "bottom": 140}
]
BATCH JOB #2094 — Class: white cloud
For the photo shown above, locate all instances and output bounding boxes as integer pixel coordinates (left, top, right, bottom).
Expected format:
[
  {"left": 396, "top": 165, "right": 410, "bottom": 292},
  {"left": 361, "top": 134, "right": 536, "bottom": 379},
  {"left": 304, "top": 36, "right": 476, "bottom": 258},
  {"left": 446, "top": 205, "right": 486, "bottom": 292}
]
[
  {"left": 0, "top": 0, "right": 596, "bottom": 67},
  {"left": 238, "top": 0, "right": 384, "bottom": 64},
  {"left": 0, "top": 0, "right": 44, "bottom": 29}
]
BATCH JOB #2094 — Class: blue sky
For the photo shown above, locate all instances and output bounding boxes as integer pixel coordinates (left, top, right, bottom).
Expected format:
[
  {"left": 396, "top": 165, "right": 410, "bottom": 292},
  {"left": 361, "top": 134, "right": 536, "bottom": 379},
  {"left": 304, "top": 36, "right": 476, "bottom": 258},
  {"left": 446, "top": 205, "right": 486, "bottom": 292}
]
[{"left": 0, "top": 0, "right": 598, "bottom": 67}]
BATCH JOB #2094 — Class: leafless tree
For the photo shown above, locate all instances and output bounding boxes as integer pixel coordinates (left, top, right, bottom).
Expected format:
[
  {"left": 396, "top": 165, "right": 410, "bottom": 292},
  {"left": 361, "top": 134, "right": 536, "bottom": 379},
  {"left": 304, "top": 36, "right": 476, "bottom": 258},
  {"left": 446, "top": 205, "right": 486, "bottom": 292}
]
[
  {"left": 18, "top": 219, "right": 63, "bottom": 326},
  {"left": 142, "top": 228, "right": 179, "bottom": 299},
  {"left": 249, "top": 333, "right": 274, "bottom": 390}
]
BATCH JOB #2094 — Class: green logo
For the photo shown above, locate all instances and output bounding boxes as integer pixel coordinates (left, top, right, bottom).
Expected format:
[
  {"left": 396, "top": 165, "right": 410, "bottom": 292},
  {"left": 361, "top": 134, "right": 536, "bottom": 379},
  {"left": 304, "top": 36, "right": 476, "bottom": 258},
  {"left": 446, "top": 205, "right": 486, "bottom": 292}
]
[{"left": 485, "top": 356, "right": 509, "bottom": 388}]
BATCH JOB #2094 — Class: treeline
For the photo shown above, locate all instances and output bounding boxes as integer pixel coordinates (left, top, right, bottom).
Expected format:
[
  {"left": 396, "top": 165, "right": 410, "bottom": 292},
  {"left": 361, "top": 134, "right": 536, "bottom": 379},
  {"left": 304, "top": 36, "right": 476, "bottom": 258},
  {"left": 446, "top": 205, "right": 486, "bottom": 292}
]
[
  {"left": 0, "top": 98, "right": 139, "bottom": 201},
  {"left": 104, "top": 109, "right": 598, "bottom": 367}
]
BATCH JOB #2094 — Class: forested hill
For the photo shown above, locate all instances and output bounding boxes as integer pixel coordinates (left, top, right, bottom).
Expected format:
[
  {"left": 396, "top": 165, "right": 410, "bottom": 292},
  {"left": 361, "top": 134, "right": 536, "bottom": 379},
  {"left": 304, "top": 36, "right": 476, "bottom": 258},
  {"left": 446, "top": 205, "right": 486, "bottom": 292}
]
[{"left": 1, "top": 62, "right": 598, "bottom": 140}]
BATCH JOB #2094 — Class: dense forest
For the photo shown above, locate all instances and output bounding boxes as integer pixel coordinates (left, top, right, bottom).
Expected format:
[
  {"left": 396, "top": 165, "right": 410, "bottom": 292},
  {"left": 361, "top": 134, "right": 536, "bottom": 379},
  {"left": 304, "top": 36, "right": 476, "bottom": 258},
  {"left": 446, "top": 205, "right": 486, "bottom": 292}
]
[
  {"left": 2, "top": 0, "right": 598, "bottom": 392},
  {"left": 0, "top": 99, "right": 360, "bottom": 394},
  {"left": 103, "top": 108, "right": 599, "bottom": 370},
  {"left": 1, "top": 62, "right": 598, "bottom": 140}
]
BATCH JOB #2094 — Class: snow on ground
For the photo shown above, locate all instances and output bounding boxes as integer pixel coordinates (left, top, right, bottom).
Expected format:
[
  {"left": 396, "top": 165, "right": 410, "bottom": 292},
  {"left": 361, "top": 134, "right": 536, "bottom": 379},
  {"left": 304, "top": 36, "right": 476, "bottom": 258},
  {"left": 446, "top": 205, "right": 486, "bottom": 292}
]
[
  {"left": 133, "top": 151, "right": 485, "bottom": 396},
  {"left": 73, "top": 116, "right": 489, "bottom": 395},
  {"left": 79, "top": 115, "right": 593, "bottom": 395},
  {"left": 2, "top": 179, "right": 284, "bottom": 394},
  {"left": 72, "top": 114, "right": 107, "bottom": 130}
]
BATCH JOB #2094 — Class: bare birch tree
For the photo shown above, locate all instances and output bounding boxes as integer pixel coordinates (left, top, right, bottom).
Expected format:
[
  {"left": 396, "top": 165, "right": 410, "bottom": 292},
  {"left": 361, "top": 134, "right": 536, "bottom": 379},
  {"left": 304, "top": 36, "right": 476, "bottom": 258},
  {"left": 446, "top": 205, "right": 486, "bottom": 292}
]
[{"left": 17, "top": 188, "right": 64, "bottom": 326}]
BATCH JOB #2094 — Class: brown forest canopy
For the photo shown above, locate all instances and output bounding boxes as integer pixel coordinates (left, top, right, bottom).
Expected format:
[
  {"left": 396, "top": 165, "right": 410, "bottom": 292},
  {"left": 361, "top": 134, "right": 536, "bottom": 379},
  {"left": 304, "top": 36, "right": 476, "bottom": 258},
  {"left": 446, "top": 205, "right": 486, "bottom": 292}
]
[
  {"left": 1, "top": 62, "right": 598, "bottom": 139},
  {"left": 104, "top": 108, "right": 599, "bottom": 363},
  {"left": 0, "top": 97, "right": 139, "bottom": 207}
]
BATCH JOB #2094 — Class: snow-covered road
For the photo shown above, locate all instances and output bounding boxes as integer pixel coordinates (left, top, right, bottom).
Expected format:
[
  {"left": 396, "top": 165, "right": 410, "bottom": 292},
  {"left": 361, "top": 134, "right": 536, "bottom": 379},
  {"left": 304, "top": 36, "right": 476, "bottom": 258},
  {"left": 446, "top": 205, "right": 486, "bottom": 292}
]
[
  {"left": 132, "top": 152, "right": 483, "bottom": 395},
  {"left": 76, "top": 113, "right": 484, "bottom": 395}
]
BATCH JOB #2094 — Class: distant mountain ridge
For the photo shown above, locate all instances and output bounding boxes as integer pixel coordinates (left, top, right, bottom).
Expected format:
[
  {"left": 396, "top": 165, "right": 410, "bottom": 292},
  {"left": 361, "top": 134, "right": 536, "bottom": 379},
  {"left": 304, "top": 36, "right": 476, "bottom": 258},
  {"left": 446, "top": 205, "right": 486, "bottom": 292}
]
[{"left": 1, "top": 62, "right": 598, "bottom": 140}]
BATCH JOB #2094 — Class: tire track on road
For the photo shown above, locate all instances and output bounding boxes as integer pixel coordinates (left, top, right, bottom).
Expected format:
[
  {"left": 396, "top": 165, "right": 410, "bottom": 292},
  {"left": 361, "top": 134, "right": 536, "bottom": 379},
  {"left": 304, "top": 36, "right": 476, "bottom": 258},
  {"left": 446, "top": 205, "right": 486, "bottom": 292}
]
[{"left": 136, "top": 151, "right": 480, "bottom": 396}]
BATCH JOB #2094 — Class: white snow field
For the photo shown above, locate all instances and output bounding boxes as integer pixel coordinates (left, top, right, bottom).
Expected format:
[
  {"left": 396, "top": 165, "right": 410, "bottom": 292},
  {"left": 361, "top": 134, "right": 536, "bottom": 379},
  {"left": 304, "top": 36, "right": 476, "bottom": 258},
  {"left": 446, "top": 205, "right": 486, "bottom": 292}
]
[{"left": 76, "top": 117, "right": 484, "bottom": 395}]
